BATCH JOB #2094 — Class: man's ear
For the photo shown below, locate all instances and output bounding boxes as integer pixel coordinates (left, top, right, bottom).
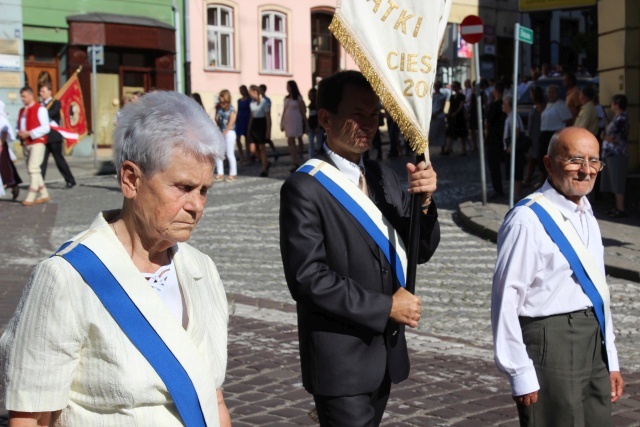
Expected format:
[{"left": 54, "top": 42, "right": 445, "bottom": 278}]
[
  {"left": 120, "top": 160, "right": 141, "bottom": 199},
  {"left": 318, "top": 108, "right": 331, "bottom": 131}
]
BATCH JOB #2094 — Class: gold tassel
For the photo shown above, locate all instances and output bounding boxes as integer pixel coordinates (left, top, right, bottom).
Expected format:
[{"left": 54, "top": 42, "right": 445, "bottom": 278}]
[{"left": 329, "top": 16, "right": 429, "bottom": 155}]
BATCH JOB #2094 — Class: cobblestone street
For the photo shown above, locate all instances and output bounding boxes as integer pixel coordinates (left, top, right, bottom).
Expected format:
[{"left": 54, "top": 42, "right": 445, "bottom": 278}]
[{"left": 1, "top": 147, "right": 639, "bottom": 425}]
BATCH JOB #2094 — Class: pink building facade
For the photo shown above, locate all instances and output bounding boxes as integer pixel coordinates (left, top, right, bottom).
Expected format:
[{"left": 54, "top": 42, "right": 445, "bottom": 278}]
[{"left": 189, "top": 0, "right": 356, "bottom": 137}]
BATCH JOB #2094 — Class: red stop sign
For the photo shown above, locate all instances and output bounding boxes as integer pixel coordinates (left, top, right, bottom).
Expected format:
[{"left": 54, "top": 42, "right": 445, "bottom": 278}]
[{"left": 460, "top": 15, "right": 484, "bottom": 44}]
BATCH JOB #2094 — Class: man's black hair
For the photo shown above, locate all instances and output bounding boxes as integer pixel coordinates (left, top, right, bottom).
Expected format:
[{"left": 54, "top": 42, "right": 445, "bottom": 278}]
[{"left": 317, "top": 71, "right": 375, "bottom": 113}]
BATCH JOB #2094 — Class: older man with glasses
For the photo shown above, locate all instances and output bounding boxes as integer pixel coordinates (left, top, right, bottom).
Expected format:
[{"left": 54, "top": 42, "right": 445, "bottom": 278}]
[{"left": 491, "top": 126, "right": 624, "bottom": 427}]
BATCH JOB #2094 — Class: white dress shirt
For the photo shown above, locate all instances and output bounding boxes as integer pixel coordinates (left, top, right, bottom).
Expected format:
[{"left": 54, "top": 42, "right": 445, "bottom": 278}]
[
  {"left": 492, "top": 182, "right": 620, "bottom": 396},
  {"left": 324, "top": 143, "right": 364, "bottom": 185}
]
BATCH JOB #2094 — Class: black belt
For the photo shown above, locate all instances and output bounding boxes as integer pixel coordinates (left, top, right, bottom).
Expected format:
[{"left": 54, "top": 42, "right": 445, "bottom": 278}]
[{"left": 519, "top": 307, "right": 594, "bottom": 326}]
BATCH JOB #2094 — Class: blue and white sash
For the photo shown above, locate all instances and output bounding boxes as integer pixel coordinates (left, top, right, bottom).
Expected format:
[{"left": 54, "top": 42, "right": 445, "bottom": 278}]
[
  {"left": 297, "top": 159, "right": 408, "bottom": 288},
  {"left": 517, "top": 194, "right": 611, "bottom": 351},
  {"left": 54, "top": 233, "right": 215, "bottom": 426}
]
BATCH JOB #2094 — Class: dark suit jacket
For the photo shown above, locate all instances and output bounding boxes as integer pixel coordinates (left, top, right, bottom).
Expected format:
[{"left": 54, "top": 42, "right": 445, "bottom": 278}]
[
  {"left": 44, "top": 99, "right": 63, "bottom": 143},
  {"left": 279, "top": 154, "right": 440, "bottom": 396}
]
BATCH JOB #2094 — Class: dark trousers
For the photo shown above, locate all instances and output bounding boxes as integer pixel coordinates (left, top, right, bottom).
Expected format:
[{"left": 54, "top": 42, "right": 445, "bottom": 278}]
[
  {"left": 41, "top": 140, "right": 75, "bottom": 185},
  {"left": 313, "top": 373, "right": 391, "bottom": 427},
  {"left": 0, "top": 141, "right": 22, "bottom": 187},
  {"left": 486, "top": 142, "right": 504, "bottom": 195},
  {"left": 518, "top": 308, "right": 612, "bottom": 427},
  {"left": 504, "top": 150, "right": 526, "bottom": 181}
]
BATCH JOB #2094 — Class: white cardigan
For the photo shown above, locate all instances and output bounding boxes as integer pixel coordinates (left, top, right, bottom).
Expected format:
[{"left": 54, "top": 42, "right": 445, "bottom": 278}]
[{"left": 0, "top": 211, "right": 228, "bottom": 426}]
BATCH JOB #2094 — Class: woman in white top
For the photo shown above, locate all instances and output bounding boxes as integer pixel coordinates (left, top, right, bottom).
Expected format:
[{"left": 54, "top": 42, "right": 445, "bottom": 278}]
[
  {"left": 0, "top": 92, "right": 231, "bottom": 427},
  {"left": 214, "top": 89, "right": 238, "bottom": 181},
  {"left": 247, "top": 84, "right": 272, "bottom": 177}
]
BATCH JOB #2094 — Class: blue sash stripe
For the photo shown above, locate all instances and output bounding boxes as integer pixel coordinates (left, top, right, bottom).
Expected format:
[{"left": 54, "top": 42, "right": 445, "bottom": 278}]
[
  {"left": 517, "top": 199, "right": 607, "bottom": 343},
  {"left": 298, "top": 165, "right": 406, "bottom": 288},
  {"left": 56, "top": 242, "right": 206, "bottom": 427}
]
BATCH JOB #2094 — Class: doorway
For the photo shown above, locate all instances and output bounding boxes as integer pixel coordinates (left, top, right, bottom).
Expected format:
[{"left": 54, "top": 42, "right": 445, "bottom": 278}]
[
  {"left": 24, "top": 60, "right": 59, "bottom": 93},
  {"left": 310, "top": 11, "right": 340, "bottom": 85}
]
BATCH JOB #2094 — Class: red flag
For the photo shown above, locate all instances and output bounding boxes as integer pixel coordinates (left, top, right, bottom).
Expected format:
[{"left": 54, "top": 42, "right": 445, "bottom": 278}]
[{"left": 53, "top": 70, "right": 88, "bottom": 153}]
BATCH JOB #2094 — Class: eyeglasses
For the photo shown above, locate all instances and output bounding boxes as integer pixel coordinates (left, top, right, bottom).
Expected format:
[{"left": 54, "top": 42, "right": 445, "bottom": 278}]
[{"left": 556, "top": 157, "right": 605, "bottom": 172}]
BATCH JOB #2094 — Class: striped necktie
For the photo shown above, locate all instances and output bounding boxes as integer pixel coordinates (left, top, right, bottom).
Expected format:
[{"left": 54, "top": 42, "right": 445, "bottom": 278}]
[{"left": 358, "top": 167, "right": 368, "bottom": 197}]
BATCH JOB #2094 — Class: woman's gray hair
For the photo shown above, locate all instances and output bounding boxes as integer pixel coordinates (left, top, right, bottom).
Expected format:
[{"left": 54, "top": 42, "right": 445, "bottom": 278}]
[
  {"left": 113, "top": 91, "right": 225, "bottom": 179},
  {"left": 503, "top": 95, "right": 513, "bottom": 108}
]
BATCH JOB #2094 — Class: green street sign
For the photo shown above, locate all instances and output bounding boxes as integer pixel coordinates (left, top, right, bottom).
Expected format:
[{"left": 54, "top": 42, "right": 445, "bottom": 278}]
[{"left": 518, "top": 26, "right": 534, "bottom": 44}]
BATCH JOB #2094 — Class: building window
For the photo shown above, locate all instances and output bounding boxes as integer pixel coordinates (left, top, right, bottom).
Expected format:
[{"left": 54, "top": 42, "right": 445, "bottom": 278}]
[
  {"left": 261, "top": 11, "right": 287, "bottom": 73},
  {"left": 207, "top": 5, "right": 234, "bottom": 69}
]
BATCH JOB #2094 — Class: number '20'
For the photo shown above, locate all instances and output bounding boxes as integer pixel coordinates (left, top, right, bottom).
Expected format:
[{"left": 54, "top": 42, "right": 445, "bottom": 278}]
[{"left": 403, "top": 79, "right": 431, "bottom": 98}]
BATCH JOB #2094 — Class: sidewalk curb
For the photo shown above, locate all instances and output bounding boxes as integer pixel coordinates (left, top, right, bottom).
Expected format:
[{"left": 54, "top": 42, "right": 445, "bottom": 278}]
[
  {"left": 457, "top": 201, "right": 640, "bottom": 282},
  {"left": 457, "top": 201, "right": 501, "bottom": 242}
]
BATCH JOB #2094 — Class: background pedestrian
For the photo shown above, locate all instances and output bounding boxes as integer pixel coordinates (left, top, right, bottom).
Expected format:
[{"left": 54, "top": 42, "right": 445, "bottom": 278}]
[
  {"left": 601, "top": 94, "right": 629, "bottom": 218},
  {"left": 443, "top": 81, "right": 468, "bottom": 156},
  {"left": 247, "top": 85, "right": 271, "bottom": 177},
  {"left": 235, "top": 85, "right": 251, "bottom": 165},
  {"left": 484, "top": 81, "right": 506, "bottom": 198},
  {"left": 39, "top": 82, "right": 76, "bottom": 189},
  {"left": 280, "top": 80, "right": 307, "bottom": 171},
  {"left": 523, "top": 86, "right": 545, "bottom": 187},
  {"left": 17, "top": 86, "right": 50, "bottom": 206},
  {"left": 429, "top": 81, "right": 447, "bottom": 153},
  {"left": 214, "top": 89, "right": 238, "bottom": 181},
  {"left": 306, "top": 88, "right": 324, "bottom": 159}
]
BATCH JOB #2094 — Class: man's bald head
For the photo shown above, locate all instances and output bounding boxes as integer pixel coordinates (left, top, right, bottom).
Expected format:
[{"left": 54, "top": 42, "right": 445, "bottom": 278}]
[
  {"left": 548, "top": 127, "right": 598, "bottom": 158},
  {"left": 543, "top": 127, "right": 601, "bottom": 204}
]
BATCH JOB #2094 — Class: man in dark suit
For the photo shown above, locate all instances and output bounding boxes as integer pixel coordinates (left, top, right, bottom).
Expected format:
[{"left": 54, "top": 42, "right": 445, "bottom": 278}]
[
  {"left": 484, "top": 81, "right": 506, "bottom": 198},
  {"left": 280, "top": 71, "right": 440, "bottom": 426},
  {"left": 39, "top": 83, "right": 76, "bottom": 188}
]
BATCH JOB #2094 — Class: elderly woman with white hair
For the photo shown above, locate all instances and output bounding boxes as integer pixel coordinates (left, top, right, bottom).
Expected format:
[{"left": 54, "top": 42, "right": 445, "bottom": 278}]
[{"left": 0, "top": 92, "right": 231, "bottom": 427}]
